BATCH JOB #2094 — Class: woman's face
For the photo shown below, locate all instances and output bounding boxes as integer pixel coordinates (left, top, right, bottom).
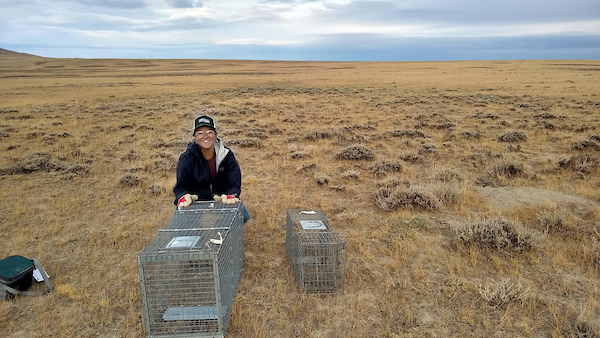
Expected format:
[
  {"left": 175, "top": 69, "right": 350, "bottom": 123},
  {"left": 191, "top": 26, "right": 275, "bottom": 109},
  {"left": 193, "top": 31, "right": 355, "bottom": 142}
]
[{"left": 194, "top": 126, "right": 217, "bottom": 151}]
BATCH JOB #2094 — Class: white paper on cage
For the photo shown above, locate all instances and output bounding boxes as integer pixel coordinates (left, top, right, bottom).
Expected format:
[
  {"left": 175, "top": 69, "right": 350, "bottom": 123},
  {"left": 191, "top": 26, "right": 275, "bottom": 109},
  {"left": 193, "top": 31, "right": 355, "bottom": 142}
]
[
  {"left": 165, "top": 236, "right": 200, "bottom": 248},
  {"left": 299, "top": 220, "right": 326, "bottom": 230}
]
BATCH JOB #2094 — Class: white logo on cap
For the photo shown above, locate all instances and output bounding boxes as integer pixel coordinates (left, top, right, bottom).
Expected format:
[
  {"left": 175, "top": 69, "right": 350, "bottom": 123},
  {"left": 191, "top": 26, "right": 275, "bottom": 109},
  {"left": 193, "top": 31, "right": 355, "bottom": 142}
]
[{"left": 198, "top": 118, "right": 210, "bottom": 124}]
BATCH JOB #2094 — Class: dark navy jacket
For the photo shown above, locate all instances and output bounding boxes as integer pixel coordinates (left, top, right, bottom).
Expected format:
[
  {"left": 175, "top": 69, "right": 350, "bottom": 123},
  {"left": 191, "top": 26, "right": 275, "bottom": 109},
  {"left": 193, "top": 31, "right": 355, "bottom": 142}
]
[{"left": 173, "top": 139, "right": 242, "bottom": 205}]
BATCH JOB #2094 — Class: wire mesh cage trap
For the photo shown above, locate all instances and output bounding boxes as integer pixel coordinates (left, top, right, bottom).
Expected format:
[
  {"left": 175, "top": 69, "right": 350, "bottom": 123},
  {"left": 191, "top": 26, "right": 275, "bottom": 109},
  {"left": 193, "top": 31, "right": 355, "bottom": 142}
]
[
  {"left": 138, "top": 201, "right": 244, "bottom": 337},
  {"left": 286, "top": 209, "right": 346, "bottom": 294}
]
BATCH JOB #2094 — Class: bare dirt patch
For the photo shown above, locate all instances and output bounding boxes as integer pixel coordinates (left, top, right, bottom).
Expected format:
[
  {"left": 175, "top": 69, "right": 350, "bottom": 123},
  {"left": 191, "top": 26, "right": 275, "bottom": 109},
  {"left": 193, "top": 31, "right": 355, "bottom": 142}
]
[{"left": 481, "top": 186, "right": 598, "bottom": 219}]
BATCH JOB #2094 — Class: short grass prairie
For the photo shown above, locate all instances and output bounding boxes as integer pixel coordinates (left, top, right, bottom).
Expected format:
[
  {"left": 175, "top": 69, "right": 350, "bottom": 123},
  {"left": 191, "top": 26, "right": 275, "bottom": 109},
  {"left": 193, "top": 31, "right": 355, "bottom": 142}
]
[{"left": 1, "top": 50, "right": 600, "bottom": 337}]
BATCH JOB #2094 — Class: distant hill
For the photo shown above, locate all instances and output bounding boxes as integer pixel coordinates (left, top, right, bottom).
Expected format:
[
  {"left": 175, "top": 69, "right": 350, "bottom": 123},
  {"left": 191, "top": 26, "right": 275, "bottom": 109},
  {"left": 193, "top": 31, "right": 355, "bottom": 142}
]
[{"left": 0, "top": 47, "right": 43, "bottom": 58}]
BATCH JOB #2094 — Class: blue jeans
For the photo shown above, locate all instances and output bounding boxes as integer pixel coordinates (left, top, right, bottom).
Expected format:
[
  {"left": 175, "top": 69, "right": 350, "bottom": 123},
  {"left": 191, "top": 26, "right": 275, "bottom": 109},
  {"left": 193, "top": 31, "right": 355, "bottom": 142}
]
[{"left": 241, "top": 203, "right": 250, "bottom": 223}]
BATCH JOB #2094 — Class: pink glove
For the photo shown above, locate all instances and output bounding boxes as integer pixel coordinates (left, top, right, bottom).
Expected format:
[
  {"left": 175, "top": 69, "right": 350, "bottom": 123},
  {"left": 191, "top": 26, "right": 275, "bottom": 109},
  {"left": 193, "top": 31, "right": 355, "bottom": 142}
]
[{"left": 177, "top": 193, "right": 198, "bottom": 209}]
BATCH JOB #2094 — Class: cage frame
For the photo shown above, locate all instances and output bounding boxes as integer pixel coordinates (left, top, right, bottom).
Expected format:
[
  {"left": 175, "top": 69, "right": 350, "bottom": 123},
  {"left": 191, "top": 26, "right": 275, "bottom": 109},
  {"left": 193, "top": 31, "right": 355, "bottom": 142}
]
[
  {"left": 138, "top": 201, "right": 244, "bottom": 338},
  {"left": 285, "top": 209, "right": 346, "bottom": 294}
]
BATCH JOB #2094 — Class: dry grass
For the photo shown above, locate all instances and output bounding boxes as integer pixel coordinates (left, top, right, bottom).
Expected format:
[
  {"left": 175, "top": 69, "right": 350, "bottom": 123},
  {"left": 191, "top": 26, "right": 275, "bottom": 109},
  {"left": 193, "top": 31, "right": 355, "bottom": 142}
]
[{"left": 1, "top": 55, "right": 599, "bottom": 337}]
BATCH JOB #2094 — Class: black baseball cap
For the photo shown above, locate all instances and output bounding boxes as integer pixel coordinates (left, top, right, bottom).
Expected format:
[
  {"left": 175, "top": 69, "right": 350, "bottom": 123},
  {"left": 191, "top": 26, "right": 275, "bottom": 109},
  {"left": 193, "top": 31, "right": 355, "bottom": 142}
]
[{"left": 193, "top": 115, "right": 216, "bottom": 133}]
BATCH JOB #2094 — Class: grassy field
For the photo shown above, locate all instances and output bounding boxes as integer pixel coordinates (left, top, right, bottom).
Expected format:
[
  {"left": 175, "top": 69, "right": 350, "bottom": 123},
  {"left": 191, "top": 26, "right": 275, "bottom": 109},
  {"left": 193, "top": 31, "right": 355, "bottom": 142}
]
[{"left": 1, "top": 49, "right": 599, "bottom": 337}]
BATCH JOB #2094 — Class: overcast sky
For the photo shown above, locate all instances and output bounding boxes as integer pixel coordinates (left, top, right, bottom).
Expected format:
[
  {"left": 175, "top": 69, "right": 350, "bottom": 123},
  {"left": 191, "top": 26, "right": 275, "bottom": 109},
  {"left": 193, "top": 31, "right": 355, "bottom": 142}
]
[{"left": 1, "top": 0, "right": 599, "bottom": 61}]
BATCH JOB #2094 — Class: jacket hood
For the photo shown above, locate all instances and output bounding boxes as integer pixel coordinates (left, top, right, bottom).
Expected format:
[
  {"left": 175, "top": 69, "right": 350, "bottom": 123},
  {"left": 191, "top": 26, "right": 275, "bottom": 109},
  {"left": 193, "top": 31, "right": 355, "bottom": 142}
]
[{"left": 186, "top": 138, "right": 230, "bottom": 168}]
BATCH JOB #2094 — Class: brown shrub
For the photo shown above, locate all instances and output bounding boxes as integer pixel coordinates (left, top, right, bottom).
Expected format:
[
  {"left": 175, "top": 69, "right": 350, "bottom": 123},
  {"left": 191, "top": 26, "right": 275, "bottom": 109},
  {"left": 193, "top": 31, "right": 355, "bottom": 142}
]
[
  {"left": 562, "top": 319, "right": 600, "bottom": 338},
  {"left": 146, "top": 183, "right": 162, "bottom": 195},
  {"left": 304, "top": 130, "right": 333, "bottom": 141},
  {"left": 558, "top": 154, "right": 600, "bottom": 173},
  {"left": 268, "top": 127, "right": 284, "bottom": 134},
  {"left": 64, "top": 164, "right": 91, "bottom": 175},
  {"left": 136, "top": 125, "right": 154, "bottom": 131},
  {"left": 315, "top": 172, "right": 330, "bottom": 184},
  {"left": 375, "top": 185, "right": 441, "bottom": 211},
  {"left": 487, "top": 160, "right": 525, "bottom": 178},
  {"left": 433, "top": 183, "right": 462, "bottom": 206},
  {"left": 227, "top": 138, "right": 263, "bottom": 147},
  {"left": 399, "top": 153, "right": 423, "bottom": 163},
  {"left": 535, "top": 121, "right": 555, "bottom": 130},
  {"left": 455, "top": 217, "right": 540, "bottom": 253},
  {"left": 418, "top": 143, "right": 437, "bottom": 154},
  {"left": 498, "top": 130, "right": 527, "bottom": 143},
  {"left": 119, "top": 173, "right": 141, "bottom": 187},
  {"left": 534, "top": 112, "right": 558, "bottom": 119},
  {"left": 340, "top": 169, "right": 360, "bottom": 179},
  {"left": 431, "top": 122, "right": 455, "bottom": 130},
  {"left": 434, "top": 168, "right": 463, "bottom": 182},
  {"left": 507, "top": 144, "right": 522, "bottom": 152},
  {"left": 290, "top": 151, "right": 308, "bottom": 159},
  {"left": 121, "top": 150, "right": 140, "bottom": 161},
  {"left": 569, "top": 139, "right": 600, "bottom": 151},
  {"left": 477, "top": 278, "right": 529, "bottom": 308},
  {"left": 389, "top": 129, "right": 425, "bottom": 138},
  {"left": 373, "top": 160, "right": 402, "bottom": 177},
  {"left": 376, "top": 178, "right": 407, "bottom": 189},
  {"left": 473, "top": 112, "right": 499, "bottom": 120},
  {"left": 335, "top": 127, "right": 367, "bottom": 145},
  {"left": 246, "top": 131, "right": 268, "bottom": 139},
  {"left": 21, "top": 152, "right": 66, "bottom": 172},
  {"left": 153, "top": 139, "right": 188, "bottom": 148},
  {"left": 537, "top": 208, "right": 567, "bottom": 234},
  {"left": 475, "top": 176, "right": 500, "bottom": 187},
  {"left": 153, "top": 159, "right": 177, "bottom": 172},
  {"left": 0, "top": 152, "right": 74, "bottom": 175},
  {"left": 460, "top": 131, "right": 481, "bottom": 139},
  {"left": 336, "top": 145, "right": 375, "bottom": 160}
]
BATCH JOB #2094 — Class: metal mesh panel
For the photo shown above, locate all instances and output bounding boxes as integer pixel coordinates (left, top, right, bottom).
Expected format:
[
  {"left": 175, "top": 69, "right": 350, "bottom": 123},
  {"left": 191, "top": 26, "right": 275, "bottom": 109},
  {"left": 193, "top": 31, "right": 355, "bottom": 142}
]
[
  {"left": 286, "top": 209, "right": 346, "bottom": 294},
  {"left": 138, "top": 201, "right": 244, "bottom": 337}
]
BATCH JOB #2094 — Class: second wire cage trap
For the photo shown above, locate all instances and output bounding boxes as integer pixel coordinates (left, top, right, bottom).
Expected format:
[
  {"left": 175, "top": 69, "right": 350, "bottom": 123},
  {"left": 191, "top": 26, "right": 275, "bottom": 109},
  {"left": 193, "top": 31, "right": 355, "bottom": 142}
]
[
  {"left": 286, "top": 209, "right": 346, "bottom": 294},
  {"left": 138, "top": 201, "right": 244, "bottom": 337}
]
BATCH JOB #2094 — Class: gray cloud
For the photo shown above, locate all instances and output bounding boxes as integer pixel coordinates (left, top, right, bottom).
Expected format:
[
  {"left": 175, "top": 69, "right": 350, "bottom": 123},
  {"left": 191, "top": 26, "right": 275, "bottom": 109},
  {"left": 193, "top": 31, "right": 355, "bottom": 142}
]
[
  {"left": 318, "top": 0, "right": 600, "bottom": 27},
  {"left": 217, "top": 34, "right": 600, "bottom": 61},
  {"left": 0, "top": 0, "right": 598, "bottom": 60},
  {"left": 7, "top": 33, "right": 599, "bottom": 61},
  {"left": 77, "top": 0, "right": 148, "bottom": 9},
  {"left": 257, "top": 0, "right": 321, "bottom": 3},
  {"left": 166, "top": 0, "right": 203, "bottom": 9},
  {"left": 135, "top": 17, "right": 220, "bottom": 32}
]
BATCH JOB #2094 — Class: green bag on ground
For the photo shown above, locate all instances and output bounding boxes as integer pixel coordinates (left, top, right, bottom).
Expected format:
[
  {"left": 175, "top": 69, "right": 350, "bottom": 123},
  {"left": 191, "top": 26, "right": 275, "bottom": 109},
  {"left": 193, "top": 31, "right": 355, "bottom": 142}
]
[{"left": 0, "top": 255, "right": 53, "bottom": 300}]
